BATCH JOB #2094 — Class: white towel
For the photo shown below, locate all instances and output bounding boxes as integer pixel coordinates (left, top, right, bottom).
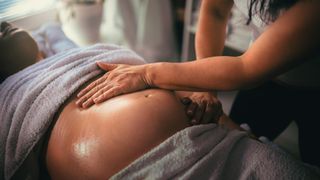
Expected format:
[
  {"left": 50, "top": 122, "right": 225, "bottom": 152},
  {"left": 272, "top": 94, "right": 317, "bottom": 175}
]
[
  {"left": 111, "top": 124, "right": 320, "bottom": 180},
  {"left": 0, "top": 44, "right": 145, "bottom": 180}
]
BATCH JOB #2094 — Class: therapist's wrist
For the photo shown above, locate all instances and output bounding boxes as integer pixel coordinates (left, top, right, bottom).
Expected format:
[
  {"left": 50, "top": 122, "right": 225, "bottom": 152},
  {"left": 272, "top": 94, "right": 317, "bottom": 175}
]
[
  {"left": 144, "top": 62, "right": 167, "bottom": 89},
  {"left": 144, "top": 63, "right": 157, "bottom": 88}
]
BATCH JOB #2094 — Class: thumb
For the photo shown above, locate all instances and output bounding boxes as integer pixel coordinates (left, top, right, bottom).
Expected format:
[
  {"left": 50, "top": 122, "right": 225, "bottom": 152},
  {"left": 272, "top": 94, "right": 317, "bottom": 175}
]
[{"left": 96, "top": 62, "right": 118, "bottom": 71}]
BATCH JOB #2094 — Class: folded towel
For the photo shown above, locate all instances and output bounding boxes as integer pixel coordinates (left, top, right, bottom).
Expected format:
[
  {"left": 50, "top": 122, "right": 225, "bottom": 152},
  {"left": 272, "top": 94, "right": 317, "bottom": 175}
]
[
  {"left": 111, "top": 124, "right": 320, "bottom": 180},
  {"left": 0, "top": 44, "right": 145, "bottom": 180}
]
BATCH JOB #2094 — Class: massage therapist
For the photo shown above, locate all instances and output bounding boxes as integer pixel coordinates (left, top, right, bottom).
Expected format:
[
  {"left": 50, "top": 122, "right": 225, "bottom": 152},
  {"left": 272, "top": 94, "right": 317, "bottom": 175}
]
[{"left": 76, "top": 0, "right": 320, "bottom": 167}]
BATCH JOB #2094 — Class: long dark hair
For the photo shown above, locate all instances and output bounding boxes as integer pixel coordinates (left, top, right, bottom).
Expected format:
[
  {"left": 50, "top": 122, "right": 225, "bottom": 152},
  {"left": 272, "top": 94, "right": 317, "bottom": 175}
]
[{"left": 246, "top": 0, "right": 298, "bottom": 24}]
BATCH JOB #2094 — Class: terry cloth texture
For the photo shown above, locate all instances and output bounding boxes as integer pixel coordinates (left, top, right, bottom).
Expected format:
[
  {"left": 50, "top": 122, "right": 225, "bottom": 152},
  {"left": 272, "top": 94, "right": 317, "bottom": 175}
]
[
  {"left": 111, "top": 124, "right": 320, "bottom": 180},
  {"left": 0, "top": 44, "right": 145, "bottom": 180}
]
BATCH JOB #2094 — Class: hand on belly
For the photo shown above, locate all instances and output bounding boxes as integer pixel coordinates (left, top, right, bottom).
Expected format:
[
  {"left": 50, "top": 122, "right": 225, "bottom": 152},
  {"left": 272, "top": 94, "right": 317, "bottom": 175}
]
[{"left": 46, "top": 89, "right": 189, "bottom": 180}]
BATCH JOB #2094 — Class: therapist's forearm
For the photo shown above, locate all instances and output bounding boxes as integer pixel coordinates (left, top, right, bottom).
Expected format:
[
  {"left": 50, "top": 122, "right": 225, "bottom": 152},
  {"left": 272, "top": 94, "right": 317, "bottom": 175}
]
[
  {"left": 146, "top": 56, "right": 255, "bottom": 91},
  {"left": 196, "top": 11, "right": 228, "bottom": 59},
  {"left": 195, "top": 8, "right": 229, "bottom": 95},
  {"left": 195, "top": 0, "right": 233, "bottom": 59}
]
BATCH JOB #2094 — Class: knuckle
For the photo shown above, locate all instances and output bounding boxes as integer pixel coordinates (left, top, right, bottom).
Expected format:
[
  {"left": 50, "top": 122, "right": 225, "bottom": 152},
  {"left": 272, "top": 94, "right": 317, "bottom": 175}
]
[
  {"left": 97, "top": 82, "right": 107, "bottom": 89},
  {"left": 83, "top": 94, "right": 90, "bottom": 100},
  {"left": 100, "top": 92, "right": 106, "bottom": 99},
  {"left": 111, "top": 88, "right": 119, "bottom": 96},
  {"left": 90, "top": 81, "right": 99, "bottom": 88},
  {"left": 100, "top": 86, "right": 108, "bottom": 92},
  {"left": 80, "top": 89, "right": 88, "bottom": 95},
  {"left": 92, "top": 90, "right": 102, "bottom": 98},
  {"left": 92, "top": 86, "right": 100, "bottom": 92}
]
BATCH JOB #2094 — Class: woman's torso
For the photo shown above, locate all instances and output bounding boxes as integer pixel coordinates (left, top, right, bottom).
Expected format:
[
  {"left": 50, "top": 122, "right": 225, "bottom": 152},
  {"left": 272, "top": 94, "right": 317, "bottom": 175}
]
[{"left": 45, "top": 80, "right": 189, "bottom": 179}]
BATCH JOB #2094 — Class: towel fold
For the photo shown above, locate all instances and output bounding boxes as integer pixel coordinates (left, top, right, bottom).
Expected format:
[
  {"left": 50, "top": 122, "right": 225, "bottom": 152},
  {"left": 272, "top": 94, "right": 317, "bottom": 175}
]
[
  {"left": 0, "top": 44, "right": 145, "bottom": 180},
  {"left": 111, "top": 124, "right": 320, "bottom": 180}
]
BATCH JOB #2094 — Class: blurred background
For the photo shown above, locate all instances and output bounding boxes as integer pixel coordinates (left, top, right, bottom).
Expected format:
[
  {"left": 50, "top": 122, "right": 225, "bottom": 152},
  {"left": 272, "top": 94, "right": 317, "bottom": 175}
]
[{"left": 0, "top": 0, "right": 252, "bottom": 62}]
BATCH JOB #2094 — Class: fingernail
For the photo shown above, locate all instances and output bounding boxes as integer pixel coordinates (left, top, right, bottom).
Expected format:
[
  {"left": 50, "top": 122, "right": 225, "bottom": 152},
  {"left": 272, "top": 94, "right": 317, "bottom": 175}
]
[{"left": 75, "top": 100, "right": 81, "bottom": 105}]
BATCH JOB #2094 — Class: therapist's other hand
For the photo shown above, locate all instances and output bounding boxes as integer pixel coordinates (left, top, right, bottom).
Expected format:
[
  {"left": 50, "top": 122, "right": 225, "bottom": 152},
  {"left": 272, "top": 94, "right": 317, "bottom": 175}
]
[
  {"left": 181, "top": 92, "right": 222, "bottom": 125},
  {"left": 76, "top": 62, "right": 150, "bottom": 108}
]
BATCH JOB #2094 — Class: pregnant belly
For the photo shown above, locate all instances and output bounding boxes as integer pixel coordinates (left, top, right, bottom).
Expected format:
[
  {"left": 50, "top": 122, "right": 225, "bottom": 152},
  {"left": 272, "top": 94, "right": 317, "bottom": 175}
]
[{"left": 45, "top": 89, "right": 189, "bottom": 180}]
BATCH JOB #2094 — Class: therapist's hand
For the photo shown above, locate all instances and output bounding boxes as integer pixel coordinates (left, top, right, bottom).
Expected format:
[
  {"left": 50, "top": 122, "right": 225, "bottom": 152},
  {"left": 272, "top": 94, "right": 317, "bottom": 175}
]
[
  {"left": 76, "top": 62, "right": 150, "bottom": 108},
  {"left": 180, "top": 91, "right": 223, "bottom": 125}
]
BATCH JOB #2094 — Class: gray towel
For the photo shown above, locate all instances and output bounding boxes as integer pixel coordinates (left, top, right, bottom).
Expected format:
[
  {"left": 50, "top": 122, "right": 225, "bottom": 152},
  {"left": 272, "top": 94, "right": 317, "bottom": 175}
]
[
  {"left": 0, "top": 44, "right": 145, "bottom": 180},
  {"left": 111, "top": 124, "right": 320, "bottom": 180}
]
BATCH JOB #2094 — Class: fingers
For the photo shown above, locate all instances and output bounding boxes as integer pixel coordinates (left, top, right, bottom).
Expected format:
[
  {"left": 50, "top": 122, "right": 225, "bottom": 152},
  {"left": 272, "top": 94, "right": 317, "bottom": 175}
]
[
  {"left": 77, "top": 74, "right": 108, "bottom": 98},
  {"left": 201, "top": 103, "right": 215, "bottom": 124},
  {"left": 76, "top": 82, "right": 113, "bottom": 108},
  {"left": 75, "top": 63, "right": 147, "bottom": 109},
  {"left": 76, "top": 81, "right": 124, "bottom": 108},
  {"left": 208, "top": 102, "right": 222, "bottom": 123},
  {"left": 96, "top": 62, "right": 118, "bottom": 71},
  {"left": 185, "top": 101, "right": 207, "bottom": 126},
  {"left": 92, "top": 86, "right": 121, "bottom": 104},
  {"left": 182, "top": 92, "right": 224, "bottom": 126},
  {"left": 187, "top": 100, "right": 223, "bottom": 125},
  {"left": 186, "top": 102, "right": 197, "bottom": 118},
  {"left": 76, "top": 62, "right": 118, "bottom": 103},
  {"left": 81, "top": 98, "right": 95, "bottom": 109},
  {"left": 191, "top": 102, "right": 205, "bottom": 125},
  {"left": 212, "top": 100, "right": 223, "bottom": 123}
]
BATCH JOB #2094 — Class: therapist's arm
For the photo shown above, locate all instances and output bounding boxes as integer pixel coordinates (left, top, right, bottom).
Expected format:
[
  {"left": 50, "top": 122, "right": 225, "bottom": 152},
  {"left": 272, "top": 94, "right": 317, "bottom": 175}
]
[
  {"left": 147, "top": 0, "right": 320, "bottom": 91},
  {"left": 77, "top": 0, "right": 320, "bottom": 107},
  {"left": 178, "top": 0, "right": 233, "bottom": 124},
  {"left": 195, "top": 0, "right": 233, "bottom": 58}
]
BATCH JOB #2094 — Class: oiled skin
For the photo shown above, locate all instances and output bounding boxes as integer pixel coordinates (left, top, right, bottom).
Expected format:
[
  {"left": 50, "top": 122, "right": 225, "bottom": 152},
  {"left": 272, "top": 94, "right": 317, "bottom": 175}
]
[{"left": 46, "top": 85, "right": 189, "bottom": 179}]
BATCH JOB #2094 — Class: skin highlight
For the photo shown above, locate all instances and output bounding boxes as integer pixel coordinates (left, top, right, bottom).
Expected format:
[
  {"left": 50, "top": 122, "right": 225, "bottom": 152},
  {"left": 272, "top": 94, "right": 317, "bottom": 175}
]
[{"left": 1, "top": 22, "right": 242, "bottom": 179}]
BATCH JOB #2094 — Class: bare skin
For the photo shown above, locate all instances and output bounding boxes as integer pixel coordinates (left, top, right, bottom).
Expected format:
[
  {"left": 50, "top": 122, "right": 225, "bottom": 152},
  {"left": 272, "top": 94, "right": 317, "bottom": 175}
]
[
  {"left": 0, "top": 22, "right": 234, "bottom": 179},
  {"left": 76, "top": 0, "right": 320, "bottom": 107},
  {"left": 45, "top": 76, "right": 245, "bottom": 180},
  {"left": 45, "top": 77, "right": 191, "bottom": 179}
]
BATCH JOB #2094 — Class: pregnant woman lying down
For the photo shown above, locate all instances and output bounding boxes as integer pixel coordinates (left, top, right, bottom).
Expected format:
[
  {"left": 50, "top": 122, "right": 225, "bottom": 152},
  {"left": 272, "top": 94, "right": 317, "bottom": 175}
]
[
  {"left": 46, "top": 78, "right": 191, "bottom": 179},
  {"left": 48, "top": 80, "right": 243, "bottom": 179},
  {"left": 1, "top": 22, "right": 239, "bottom": 179},
  {"left": 3, "top": 22, "right": 317, "bottom": 180}
]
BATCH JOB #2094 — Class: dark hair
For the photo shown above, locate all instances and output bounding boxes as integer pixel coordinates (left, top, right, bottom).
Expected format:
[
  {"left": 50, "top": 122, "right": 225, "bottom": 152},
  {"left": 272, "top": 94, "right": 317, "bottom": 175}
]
[{"left": 247, "top": 0, "right": 298, "bottom": 24}]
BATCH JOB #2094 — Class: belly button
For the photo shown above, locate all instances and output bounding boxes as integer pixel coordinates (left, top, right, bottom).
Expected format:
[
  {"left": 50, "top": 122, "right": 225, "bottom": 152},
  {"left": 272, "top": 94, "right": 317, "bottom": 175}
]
[{"left": 144, "top": 94, "right": 150, "bottom": 98}]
